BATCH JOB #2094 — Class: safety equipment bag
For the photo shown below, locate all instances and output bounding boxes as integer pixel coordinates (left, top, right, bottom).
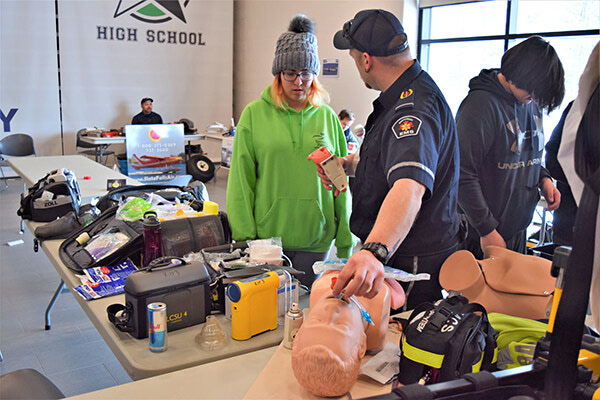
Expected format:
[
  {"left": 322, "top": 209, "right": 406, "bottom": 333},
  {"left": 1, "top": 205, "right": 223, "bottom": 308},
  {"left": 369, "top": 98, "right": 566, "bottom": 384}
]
[
  {"left": 17, "top": 168, "right": 81, "bottom": 222},
  {"left": 399, "top": 294, "right": 496, "bottom": 385}
]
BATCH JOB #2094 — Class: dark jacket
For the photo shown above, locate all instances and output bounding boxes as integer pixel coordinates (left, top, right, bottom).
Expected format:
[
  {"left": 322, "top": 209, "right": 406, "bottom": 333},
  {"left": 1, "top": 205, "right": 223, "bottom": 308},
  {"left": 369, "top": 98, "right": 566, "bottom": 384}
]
[
  {"left": 545, "top": 102, "right": 577, "bottom": 245},
  {"left": 456, "top": 69, "right": 550, "bottom": 241},
  {"left": 132, "top": 111, "right": 163, "bottom": 125}
]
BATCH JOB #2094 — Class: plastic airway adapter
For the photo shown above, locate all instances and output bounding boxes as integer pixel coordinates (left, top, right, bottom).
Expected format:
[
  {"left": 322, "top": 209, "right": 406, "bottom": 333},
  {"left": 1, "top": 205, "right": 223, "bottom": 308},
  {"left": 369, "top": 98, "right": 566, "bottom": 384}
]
[{"left": 195, "top": 315, "right": 227, "bottom": 351}]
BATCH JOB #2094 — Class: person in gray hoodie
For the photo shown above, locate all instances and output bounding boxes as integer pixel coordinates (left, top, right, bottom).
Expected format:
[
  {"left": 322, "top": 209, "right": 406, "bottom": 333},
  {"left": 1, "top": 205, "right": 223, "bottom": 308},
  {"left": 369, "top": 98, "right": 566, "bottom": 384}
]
[{"left": 456, "top": 36, "right": 565, "bottom": 258}]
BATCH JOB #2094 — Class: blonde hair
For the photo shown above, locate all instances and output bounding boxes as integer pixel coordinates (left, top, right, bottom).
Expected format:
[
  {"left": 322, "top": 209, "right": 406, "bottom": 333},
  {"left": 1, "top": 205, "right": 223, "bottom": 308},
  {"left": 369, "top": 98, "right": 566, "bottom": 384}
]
[{"left": 270, "top": 74, "right": 330, "bottom": 110}]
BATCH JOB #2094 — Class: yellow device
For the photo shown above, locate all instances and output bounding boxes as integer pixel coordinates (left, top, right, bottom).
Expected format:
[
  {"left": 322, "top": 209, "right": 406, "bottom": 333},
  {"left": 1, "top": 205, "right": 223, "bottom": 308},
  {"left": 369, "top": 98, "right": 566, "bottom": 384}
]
[{"left": 226, "top": 271, "right": 280, "bottom": 341}]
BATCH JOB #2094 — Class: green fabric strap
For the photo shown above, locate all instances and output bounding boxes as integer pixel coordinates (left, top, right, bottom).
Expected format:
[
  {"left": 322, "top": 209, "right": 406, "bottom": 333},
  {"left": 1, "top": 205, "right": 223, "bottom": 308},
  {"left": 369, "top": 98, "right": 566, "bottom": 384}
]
[
  {"left": 472, "top": 352, "right": 484, "bottom": 373},
  {"left": 402, "top": 337, "right": 445, "bottom": 368}
]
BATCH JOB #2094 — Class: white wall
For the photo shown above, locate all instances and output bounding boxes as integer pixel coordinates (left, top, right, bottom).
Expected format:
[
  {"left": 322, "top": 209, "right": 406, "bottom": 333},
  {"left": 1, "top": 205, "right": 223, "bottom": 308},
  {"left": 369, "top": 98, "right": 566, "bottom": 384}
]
[
  {"left": 233, "top": 0, "right": 418, "bottom": 128},
  {"left": 1, "top": 0, "right": 62, "bottom": 156},
  {"left": 57, "top": 0, "right": 233, "bottom": 157},
  {"left": 1, "top": 0, "right": 419, "bottom": 157}
]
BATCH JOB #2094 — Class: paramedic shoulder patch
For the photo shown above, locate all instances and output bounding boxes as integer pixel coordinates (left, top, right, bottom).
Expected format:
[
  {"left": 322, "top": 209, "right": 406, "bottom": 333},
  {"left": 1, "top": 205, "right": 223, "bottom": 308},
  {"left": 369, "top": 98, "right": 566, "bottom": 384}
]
[{"left": 392, "top": 116, "right": 422, "bottom": 139}]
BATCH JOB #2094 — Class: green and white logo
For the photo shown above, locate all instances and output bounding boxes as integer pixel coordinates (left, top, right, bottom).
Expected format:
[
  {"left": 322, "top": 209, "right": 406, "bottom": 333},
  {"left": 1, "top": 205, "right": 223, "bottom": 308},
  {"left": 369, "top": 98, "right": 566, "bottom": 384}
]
[{"left": 114, "top": 0, "right": 189, "bottom": 24}]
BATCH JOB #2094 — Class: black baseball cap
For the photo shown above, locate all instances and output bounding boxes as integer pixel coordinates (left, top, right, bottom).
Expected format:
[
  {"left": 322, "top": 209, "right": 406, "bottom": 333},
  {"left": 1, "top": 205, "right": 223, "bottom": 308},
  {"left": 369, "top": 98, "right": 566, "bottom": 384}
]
[{"left": 333, "top": 9, "right": 408, "bottom": 57}]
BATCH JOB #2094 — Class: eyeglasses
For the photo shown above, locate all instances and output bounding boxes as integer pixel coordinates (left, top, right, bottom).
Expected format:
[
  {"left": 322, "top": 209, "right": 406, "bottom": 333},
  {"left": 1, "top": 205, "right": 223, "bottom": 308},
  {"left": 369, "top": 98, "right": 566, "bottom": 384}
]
[{"left": 281, "top": 71, "right": 314, "bottom": 82}]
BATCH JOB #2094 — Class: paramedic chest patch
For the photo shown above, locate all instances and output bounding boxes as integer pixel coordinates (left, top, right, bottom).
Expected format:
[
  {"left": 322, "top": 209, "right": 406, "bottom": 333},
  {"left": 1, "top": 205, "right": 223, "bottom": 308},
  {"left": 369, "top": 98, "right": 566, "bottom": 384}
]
[{"left": 392, "top": 116, "right": 422, "bottom": 139}]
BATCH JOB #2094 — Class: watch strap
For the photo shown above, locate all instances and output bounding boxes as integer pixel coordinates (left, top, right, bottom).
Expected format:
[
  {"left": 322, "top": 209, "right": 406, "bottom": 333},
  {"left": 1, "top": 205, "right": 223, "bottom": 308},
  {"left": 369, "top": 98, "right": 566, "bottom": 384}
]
[{"left": 361, "top": 242, "right": 390, "bottom": 264}]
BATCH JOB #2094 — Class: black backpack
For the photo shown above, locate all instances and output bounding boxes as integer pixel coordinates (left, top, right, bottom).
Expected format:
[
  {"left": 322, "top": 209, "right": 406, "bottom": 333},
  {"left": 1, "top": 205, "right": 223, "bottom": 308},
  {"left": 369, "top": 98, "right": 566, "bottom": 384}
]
[
  {"left": 399, "top": 294, "right": 497, "bottom": 385},
  {"left": 17, "top": 168, "right": 81, "bottom": 222}
]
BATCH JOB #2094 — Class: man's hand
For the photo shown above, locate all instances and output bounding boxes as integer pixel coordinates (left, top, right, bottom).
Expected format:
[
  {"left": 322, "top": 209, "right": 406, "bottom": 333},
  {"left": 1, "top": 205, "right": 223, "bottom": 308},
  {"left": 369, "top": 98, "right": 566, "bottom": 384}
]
[
  {"left": 332, "top": 250, "right": 385, "bottom": 299},
  {"left": 480, "top": 229, "right": 506, "bottom": 251},
  {"left": 540, "top": 177, "right": 561, "bottom": 211}
]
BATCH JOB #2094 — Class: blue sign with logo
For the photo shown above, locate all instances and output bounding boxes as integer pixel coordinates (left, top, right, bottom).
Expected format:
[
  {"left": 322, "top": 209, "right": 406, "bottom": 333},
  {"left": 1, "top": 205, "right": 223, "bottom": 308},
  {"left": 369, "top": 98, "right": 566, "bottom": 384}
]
[{"left": 322, "top": 59, "right": 339, "bottom": 77}]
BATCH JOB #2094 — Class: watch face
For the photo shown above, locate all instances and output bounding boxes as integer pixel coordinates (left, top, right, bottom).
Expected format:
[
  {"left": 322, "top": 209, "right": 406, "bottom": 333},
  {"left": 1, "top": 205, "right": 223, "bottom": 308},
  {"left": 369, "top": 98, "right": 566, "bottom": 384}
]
[
  {"left": 363, "top": 242, "right": 388, "bottom": 262},
  {"left": 376, "top": 247, "right": 387, "bottom": 259}
]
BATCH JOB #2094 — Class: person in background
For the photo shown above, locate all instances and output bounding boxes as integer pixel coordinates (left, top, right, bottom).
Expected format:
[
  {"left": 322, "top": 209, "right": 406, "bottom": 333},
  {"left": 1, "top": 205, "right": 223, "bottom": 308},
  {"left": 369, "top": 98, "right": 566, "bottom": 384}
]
[
  {"left": 226, "top": 14, "right": 354, "bottom": 287},
  {"left": 338, "top": 109, "right": 359, "bottom": 153},
  {"left": 456, "top": 36, "right": 564, "bottom": 259},
  {"left": 322, "top": 9, "right": 461, "bottom": 309},
  {"left": 131, "top": 97, "right": 163, "bottom": 125}
]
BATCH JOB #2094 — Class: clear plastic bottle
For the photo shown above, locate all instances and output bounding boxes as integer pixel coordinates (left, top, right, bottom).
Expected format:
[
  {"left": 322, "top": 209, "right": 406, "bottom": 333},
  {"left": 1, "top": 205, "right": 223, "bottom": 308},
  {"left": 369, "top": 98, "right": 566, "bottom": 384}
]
[{"left": 142, "top": 211, "right": 163, "bottom": 268}]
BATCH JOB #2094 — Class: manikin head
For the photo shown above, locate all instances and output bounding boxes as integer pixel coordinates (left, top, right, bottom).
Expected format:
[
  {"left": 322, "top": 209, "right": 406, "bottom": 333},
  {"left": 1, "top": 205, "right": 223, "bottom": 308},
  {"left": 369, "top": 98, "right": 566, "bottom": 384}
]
[
  {"left": 291, "top": 296, "right": 367, "bottom": 397},
  {"left": 291, "top": 270, "right": 396, "bottom": 397}
]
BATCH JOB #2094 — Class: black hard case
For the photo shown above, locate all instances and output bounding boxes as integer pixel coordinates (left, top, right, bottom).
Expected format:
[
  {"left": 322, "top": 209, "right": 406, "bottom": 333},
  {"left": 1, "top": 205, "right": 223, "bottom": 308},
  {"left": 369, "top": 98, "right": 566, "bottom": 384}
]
[{"left": 125, "top": 260, "right": 212, "bottom": 339}]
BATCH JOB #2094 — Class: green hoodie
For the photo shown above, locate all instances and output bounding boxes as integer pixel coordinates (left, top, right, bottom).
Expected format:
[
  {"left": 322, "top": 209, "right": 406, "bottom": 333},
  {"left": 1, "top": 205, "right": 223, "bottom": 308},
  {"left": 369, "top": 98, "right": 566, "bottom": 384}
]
[{"left": 226, "top": 85, "right": 354, "bottom": 257}]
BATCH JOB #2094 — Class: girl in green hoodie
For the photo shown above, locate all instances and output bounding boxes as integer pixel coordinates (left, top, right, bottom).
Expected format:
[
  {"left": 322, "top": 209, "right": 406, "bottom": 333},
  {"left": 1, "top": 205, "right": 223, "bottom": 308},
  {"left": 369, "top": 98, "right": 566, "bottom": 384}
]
[{"left": 226, "top": 14, "right": 354, "bottom": 286}]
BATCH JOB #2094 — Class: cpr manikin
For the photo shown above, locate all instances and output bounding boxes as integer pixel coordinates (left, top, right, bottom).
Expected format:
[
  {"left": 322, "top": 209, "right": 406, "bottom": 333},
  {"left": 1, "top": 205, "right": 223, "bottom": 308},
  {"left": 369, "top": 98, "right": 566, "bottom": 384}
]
[{"left": 291, "top": 270, "right": 404, "bottom": 397}]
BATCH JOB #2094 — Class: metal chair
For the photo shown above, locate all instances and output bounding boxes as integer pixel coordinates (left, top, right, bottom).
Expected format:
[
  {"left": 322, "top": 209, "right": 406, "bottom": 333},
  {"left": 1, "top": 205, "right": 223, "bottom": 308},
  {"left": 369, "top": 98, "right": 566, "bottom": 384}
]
[
  {"left": 0, "top": 133, "right": 36, "bottom": 189},
  {"left": 0, "top": 134, "right": 36, "bottom": 233},
  {"left": 76, "top": 129, "right": 114, "bottom": 165},
  {"left": 0, "top": 369, "right": 65, "bottom": 399}
]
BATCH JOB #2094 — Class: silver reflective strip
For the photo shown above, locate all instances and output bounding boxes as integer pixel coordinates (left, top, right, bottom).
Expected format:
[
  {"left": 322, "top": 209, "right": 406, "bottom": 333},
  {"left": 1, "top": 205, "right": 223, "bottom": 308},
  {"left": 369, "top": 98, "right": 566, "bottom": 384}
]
[
  {"left": 387, "top": 161, "right": 434, "bottom": 181},
  {"left": 395, "top": 103, "right": 414, "bottom": 110}
]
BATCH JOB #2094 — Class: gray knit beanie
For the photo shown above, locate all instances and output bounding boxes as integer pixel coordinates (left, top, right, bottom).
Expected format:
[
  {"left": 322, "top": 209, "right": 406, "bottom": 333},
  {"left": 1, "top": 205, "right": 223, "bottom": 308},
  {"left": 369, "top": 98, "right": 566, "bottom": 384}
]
[{"left": 272, "top": 14, "right": 320, "bottom": 76}]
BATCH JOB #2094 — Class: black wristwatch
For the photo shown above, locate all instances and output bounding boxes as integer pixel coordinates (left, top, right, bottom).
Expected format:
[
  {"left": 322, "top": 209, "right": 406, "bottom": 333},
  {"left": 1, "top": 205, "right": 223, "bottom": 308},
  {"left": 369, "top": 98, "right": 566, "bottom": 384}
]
[{"left": 361, "top": 242, "right": 390, "bottom": 264}]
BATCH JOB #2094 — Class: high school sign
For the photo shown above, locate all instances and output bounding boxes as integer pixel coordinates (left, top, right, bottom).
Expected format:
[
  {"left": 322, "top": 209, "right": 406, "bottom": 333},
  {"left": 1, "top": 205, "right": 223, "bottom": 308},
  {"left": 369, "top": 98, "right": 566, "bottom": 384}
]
[
  {"left": 0, "top": 0, "right": 232, "bottom": 156},
  {"left": 98, "top": 0, "right": 207, "bottom": 46}
]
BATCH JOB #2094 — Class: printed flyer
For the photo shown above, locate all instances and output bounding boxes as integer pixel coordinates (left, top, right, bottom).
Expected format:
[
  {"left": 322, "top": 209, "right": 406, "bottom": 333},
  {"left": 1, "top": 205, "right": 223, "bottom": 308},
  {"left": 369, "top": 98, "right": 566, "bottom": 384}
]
[{"left": 125, "top": 124, "right": 185, "bottom": 183}]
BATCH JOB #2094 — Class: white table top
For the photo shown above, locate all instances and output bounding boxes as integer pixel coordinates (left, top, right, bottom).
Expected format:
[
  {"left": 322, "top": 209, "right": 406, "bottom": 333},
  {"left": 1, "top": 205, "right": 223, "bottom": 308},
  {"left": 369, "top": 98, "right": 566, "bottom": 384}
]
[
  {"left": 81, "top": 134, "right": 206, "bottom": 145},
  {"left": 7, "top": 155, "right": 140, "bottom": 203},
  {"left": 11, "top": 154, "right": 284, "bottom": 380},
  {"left": 31, "top": 233, "right": 284, "bottom": 380},
  {"left": 67, "top": 347, "right": 278, "bottom": 400},
  {"left": 203, "top": 132, "right": 231, "bottom": 141}
]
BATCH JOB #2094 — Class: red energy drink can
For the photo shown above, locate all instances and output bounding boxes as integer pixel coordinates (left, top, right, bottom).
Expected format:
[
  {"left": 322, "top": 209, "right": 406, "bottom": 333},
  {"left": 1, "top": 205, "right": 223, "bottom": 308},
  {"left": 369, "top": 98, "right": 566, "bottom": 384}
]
[{"left": 148, "top": 302, "right": 167, "bottom": 352}]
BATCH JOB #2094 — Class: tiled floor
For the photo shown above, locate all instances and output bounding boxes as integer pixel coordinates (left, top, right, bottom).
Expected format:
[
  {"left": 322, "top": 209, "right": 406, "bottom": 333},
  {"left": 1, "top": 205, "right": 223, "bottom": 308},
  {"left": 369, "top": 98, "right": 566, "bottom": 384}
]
[{"left": 0, "top": 167, "right": 230, "bottom": 397}]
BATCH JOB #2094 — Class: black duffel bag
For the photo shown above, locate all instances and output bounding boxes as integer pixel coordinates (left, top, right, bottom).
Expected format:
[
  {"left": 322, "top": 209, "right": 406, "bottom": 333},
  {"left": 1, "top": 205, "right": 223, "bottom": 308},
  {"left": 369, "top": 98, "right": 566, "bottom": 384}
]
[
  {"left": 399, "top": 294, "right": 497, "bottom": 385},
  {"left": 18, "top": 168, "right": 81, "bottom": 222}
]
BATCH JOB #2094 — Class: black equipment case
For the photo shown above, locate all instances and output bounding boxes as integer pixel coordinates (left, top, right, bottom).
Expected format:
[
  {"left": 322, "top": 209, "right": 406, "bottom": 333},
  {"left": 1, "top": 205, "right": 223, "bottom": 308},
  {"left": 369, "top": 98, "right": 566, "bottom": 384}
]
[
  {"left": 59, "top": 207, "right": 231, "bottom": 274},
  {"left": 108, "top": 257, "right": 212, "bottom": 339},
  {"left": 18, "top": 168, "right": 81, "bottom": 222}
]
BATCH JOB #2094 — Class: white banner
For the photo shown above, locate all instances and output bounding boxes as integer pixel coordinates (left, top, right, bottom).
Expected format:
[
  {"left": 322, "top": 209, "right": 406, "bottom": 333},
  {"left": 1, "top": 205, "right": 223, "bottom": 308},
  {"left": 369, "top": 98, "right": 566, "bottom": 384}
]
[
  {"left": 1, "top": 0, "right": 62, "bottom": 157},
  {"left": 58, "top": 0, "right": 233, "bottom": 156}
]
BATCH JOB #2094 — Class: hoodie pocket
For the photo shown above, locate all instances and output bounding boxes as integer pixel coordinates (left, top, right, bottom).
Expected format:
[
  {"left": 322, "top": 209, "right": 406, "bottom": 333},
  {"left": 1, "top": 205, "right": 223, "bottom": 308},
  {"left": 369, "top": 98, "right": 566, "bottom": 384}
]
[{"left": 256, "top": 198, "right": 326, "bottom": 249}]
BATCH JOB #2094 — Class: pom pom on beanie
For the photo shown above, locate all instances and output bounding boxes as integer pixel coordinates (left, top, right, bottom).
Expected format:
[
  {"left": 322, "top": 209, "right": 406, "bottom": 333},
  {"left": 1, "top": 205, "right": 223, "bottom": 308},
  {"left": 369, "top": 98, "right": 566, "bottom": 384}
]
[{"left": 272, "top": 14, "right": 320, "bottom": 76}]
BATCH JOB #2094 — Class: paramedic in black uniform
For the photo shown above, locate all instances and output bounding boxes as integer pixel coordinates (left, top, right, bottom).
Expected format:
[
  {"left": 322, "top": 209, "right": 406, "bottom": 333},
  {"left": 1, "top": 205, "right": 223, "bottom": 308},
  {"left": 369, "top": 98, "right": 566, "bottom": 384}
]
[
  {"left": 131, "top": 97, "right": 163, "bottom": 125},
  {"left": 325, "top": 9, "right": 460, "bottom": 309}
]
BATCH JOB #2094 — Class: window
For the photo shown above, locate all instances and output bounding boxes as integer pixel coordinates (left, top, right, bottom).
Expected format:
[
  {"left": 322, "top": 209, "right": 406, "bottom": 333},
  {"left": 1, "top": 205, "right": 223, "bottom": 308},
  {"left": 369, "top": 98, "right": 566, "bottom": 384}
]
[
  {"left": 419, "top": 0, "right": 599, "bottom": 135},
  {"left": 418, "top": 0, "right": 599, "bottom": 244}
]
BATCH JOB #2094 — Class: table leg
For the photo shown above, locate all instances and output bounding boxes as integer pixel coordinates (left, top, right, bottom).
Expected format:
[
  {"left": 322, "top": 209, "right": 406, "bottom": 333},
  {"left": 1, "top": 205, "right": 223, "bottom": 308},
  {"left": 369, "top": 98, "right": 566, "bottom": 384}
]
[{"left": 45, "top": 280, "right": 65, "bottom": 331}]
